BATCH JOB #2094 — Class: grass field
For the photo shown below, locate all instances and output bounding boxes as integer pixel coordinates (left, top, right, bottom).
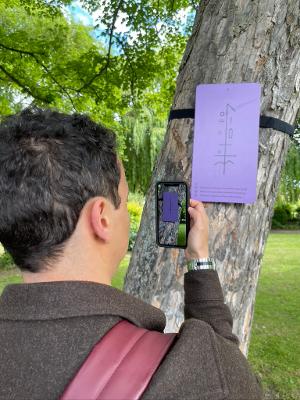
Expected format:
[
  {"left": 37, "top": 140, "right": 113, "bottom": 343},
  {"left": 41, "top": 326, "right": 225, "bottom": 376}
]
[
  {"left": 248, "top": 234, "right": 300, "bottom": 400},
  {"left": 177, "top": 223, "right": 186, "bottom": 246},
  {"left": 0, "top": 233, "right": 299, "bottom": 399}
]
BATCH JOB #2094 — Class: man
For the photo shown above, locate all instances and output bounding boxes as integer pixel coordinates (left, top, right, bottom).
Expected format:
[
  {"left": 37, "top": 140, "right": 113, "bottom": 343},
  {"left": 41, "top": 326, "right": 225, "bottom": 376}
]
[{"left": 0, "top": 107, "right": 263, "bottom": 399}]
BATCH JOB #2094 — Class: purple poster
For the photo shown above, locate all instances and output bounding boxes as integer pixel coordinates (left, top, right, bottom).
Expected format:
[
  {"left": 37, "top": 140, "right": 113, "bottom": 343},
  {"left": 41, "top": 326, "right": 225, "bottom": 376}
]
[
  {"left": 162, "top": 191, "right": 178, "bottom": 222},
  {"left": 191, "top": 83, "right": 261, "bottom": 204}
]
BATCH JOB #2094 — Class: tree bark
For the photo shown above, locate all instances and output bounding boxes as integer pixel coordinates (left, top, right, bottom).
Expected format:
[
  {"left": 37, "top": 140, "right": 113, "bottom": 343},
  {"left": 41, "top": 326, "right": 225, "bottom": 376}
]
[{"left": 123, "top": 0, "right": 300, "bottom": 355}]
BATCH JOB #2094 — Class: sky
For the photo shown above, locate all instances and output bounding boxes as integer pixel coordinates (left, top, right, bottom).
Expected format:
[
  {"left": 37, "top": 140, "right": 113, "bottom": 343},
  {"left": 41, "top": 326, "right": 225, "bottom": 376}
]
[
  {"left": 65, "top": 0, "right": 139, "bottom": 37},
  {"left": 63, "top": 1, "right": 192, "bottom": 48},
  {"left": 63, "top": 1, "right": 104, "bottom": 41}
]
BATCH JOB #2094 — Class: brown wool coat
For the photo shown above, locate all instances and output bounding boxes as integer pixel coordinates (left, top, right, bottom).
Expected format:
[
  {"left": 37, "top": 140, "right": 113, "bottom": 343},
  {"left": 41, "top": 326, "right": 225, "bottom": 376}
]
[{"left": 0, "top": 270, "right": 263, "bottom": 400}]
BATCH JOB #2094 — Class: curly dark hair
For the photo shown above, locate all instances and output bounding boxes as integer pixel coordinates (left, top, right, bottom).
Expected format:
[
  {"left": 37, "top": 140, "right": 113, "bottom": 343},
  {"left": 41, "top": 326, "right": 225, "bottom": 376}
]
[{"left": 0, "top": 106, "right": 121, "bottom": 273}]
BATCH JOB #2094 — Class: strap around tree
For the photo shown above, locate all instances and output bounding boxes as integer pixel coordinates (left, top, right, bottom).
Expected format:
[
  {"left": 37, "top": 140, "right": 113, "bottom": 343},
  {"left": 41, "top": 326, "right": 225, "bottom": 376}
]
[{"left": 168, "top": 108, "right": 296, "bottom": 137}]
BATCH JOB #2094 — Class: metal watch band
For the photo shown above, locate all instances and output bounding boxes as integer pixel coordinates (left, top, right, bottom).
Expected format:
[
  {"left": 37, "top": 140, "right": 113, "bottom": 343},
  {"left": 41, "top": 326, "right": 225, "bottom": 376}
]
[{"left": 187, "top": 257, "right": 216, "bottom": 271}]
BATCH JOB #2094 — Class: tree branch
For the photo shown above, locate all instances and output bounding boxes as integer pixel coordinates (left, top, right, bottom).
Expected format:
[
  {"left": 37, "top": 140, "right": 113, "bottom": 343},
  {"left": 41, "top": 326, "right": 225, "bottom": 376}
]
[
  {"left": 0, "top": 42, "right": 46, "bottom": 57},
  {"left": 0, "top": 42, "right": 77, "bottom": 111},
  {"left": 112, "top": 34, "right": 136, "bottom": 102},
  {"left": 77, "top": 0, "right": 123, "bottom": 91},
  {"left": 0, "top": 64, "right": 51, "bottom": 104}
]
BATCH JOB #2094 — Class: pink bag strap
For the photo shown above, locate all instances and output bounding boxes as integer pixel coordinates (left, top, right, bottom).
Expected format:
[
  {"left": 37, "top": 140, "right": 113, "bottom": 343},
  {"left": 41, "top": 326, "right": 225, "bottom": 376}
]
[{"left": 60, "top": 319, "right": 177, "bottom": 400}]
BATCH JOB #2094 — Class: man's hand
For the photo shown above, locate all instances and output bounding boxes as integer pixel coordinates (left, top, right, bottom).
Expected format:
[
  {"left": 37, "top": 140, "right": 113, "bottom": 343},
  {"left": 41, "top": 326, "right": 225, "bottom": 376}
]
[{"left": 184, "top": 199, "right": 209, "bottom": 260}]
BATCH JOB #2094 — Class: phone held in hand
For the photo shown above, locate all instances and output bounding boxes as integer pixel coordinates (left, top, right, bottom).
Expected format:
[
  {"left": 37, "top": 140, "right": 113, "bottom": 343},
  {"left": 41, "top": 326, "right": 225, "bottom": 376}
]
[{"left": 155, "top": 181, "right": 190, "bottom": 249}]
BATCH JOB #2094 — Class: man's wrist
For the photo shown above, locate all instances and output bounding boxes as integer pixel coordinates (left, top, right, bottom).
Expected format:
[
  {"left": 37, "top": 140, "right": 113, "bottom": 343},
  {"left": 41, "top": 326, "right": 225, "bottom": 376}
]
[
  {"left": 186, "top": 253, "right": 209, "bottom": 261},
  {"left": 185, "top": 249, "right": 209, "bottom": 261}
]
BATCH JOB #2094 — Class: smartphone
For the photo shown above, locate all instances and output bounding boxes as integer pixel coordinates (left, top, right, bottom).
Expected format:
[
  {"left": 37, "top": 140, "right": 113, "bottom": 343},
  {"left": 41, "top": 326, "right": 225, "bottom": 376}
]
[{"left": 155, "top": 181, "right": 190, "bottom": 248}]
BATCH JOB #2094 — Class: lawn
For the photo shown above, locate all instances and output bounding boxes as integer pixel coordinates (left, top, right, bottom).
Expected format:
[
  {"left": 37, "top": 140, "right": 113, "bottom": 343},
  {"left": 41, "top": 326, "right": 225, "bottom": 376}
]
[
  {"left": 177, "top": 223, "right": 186, "bottom": 246},
  {"left": 0, "top": 233, "right": 299, "bottom": 399},
  {"left": 247, "top": 234, "right": 300, "bottom": 400}
]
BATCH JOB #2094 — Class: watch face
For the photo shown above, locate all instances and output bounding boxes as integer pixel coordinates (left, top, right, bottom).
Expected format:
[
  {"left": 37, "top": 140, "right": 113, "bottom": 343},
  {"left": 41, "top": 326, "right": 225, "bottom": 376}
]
[{"left": 196, "top": 263, "right": 211, "bottom": 269}]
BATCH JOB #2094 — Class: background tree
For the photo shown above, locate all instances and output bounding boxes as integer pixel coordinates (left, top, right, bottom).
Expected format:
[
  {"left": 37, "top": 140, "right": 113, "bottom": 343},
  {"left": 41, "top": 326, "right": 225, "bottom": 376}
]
[
  {"left": 0, "top": 0, "right": 130, "bottom": 131},
  {"left": 0, "top": 0, "right": 190, "bottom": 191},
  {"left": 277, "top": 142, "right": 300, "bottom": 204},
  {"left": 121, "top": 107, "right": 166, "bottom": 193}
]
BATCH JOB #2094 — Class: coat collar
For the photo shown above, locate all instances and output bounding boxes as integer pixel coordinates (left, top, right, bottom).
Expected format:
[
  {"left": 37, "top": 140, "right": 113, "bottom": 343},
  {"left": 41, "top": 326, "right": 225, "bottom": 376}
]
[{"left": 0, "top": 280, "right": 166, "bottom": 332}]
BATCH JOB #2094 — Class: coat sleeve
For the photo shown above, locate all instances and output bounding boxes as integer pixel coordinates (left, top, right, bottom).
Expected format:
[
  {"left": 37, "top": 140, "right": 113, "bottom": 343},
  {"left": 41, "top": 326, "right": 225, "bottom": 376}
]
[
  {"left": 183, "top": 269, "right": 264, "bottom": 399},
  {"left": 184, "top": 270, "right": 239, "bottom": 344}
]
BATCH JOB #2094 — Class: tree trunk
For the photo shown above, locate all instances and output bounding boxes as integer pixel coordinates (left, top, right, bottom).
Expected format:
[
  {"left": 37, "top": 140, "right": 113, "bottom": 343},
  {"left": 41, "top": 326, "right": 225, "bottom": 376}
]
[{"left": 123, "top": 0, "right": 300, "bottom": 355}]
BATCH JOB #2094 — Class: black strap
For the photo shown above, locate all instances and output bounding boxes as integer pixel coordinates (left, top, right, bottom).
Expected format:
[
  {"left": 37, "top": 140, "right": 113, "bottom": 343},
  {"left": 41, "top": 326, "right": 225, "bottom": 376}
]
[
  {"left": 168, "top": 108, "right": 295, "bottom": 137},
  {"left": 259, "top": 116, "right": 295, "bottom": 137},
  {"left": 168, "top": 108, "right": 195, "bottom": 121}
]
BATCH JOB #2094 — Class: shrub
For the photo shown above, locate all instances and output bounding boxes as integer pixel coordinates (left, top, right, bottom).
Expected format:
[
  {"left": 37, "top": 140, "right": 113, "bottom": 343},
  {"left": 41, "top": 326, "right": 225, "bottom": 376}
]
[
  {"left": 271, "top": 219, "right": 285, "bottom": 229},
  {"left": 294, "top": 204, "right": 300, "bottom": 224},
  {"left": 272, "top": 200, "right": 300, "bottom": 229},
  {"left": 128, "top": 191, "right": 145, "bottom": 206},
  {"left": 0, "top": 248, "right": 15, "bottom": 271},
  {"left": 272, "top": 203, "right": 293, "bottom": 226},
  {"left": 127, "top": 201, "right": 143, "bottom": 251}
]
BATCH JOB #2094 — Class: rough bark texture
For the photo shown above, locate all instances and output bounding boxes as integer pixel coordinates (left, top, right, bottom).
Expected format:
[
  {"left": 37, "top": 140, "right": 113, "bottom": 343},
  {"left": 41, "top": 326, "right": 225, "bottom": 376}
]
[{"left": 123, "top": 0, "right": 300, "bottom": 355}]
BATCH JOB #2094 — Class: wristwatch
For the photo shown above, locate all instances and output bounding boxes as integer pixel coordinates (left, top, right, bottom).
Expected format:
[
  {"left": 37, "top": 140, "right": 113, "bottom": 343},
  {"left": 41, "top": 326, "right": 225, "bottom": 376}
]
[{"left": 187, "top": 257, "right": 216, "bottom": 271}]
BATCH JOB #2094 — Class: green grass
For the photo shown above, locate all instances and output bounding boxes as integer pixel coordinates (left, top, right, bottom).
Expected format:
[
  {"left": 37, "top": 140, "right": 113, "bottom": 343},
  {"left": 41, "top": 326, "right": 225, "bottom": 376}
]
[
  {"left": 177, "top": 223, "right": 186, "bottom": 246},
  {"left": 0, "top": 234, "right": 299, "bottom": 399},
  {"left": 248, "top": 234, "right": 300, "bottom": 399}
]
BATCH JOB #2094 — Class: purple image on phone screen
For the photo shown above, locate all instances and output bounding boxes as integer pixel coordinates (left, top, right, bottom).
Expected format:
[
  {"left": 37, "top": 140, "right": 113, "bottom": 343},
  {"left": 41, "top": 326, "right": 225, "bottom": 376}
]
[{"left": 162, "top": 192, "right": 178, "bottom": 222}]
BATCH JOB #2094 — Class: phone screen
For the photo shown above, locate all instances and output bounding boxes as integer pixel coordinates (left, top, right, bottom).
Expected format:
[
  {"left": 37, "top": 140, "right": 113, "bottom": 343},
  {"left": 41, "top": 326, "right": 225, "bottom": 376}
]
[{"left": 156, "top": 181, "right": 189, "bottom": 248}]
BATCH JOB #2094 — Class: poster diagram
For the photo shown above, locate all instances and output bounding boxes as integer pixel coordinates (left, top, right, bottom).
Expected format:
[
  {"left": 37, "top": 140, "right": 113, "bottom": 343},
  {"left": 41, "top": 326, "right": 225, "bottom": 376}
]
[
  {"left": 191, "top": 83, "right": 261, "bottom": 204},
  {"left": 215, "top": 103, "right": 236, "bottom": 176}
]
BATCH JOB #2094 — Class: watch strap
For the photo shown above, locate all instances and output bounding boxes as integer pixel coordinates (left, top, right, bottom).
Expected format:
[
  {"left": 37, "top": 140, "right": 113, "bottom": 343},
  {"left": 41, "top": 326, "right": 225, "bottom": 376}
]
[{"left": 187, "top": 257, "right": 216, "bottom": 271}]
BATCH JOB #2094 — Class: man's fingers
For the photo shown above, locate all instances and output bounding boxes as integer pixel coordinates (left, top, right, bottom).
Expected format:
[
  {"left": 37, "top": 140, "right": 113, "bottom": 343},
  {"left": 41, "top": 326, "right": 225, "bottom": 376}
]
[
  {"left": 189, "top": 198, "right": 202, "bottom": 207},
  {"left": 188, "top": 206, "right": 199, "bottom": 222},
  {"left": 188, "top": 199, "right": 209, "bottom": 225},
  {"left": 189, "top": 198, "right": 208, "bottom": 209},
  {"left": 188, "top": 205, "right": 208, "bottom": 229}
]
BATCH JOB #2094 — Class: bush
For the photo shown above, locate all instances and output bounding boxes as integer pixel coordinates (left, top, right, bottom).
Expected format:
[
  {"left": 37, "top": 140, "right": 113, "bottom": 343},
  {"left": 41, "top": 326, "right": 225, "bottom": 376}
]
[
  {"left": 272, "top": 201, "right": 300, "bottom": 229},
  {"left": 128, "top": 191, "right": 145, "bottom": 206},
  {"left": 272, "top": 203, "right": 293, "bottom": 225},
  {"left": 0, "top": 248, "right": 15, "bottom": 271},
  {"left": 271, "top": 219, "right": 285, "bottom": 229},
  {"left": 127, "top": 201, "right": 143, "bottom": 251},
  {"left": 294, "top": 204, "right": 300, "bottom": 224}
]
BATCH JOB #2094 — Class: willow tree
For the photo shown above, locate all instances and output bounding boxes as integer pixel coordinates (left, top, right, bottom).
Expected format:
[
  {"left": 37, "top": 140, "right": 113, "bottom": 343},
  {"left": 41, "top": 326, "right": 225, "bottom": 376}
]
[
  {"left": 278, "top": 143, "right": 300, "bottom": 203},
  {"left": 124, "top": 0, "right": 300, "bottom": 355},
  {"left": 121, "top": 107, "right": 166, "bottom": 194}
]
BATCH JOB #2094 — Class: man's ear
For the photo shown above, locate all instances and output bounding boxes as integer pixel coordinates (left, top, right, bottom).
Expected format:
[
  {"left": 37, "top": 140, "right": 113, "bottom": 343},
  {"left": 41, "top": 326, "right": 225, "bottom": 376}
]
[{"left": 90, "top": 197, "right": 111, "bottom": 242}]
